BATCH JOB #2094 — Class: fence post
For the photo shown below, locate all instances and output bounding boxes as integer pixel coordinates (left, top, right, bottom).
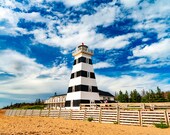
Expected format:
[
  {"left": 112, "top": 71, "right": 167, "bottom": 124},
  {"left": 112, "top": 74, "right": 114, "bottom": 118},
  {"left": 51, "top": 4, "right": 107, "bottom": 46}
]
[
  {"left": 99, "top": 108, "right": 102, "bottom": 123},
  {"left": 58, "top": 107, "right": 61, "bottom": 118},
  {"left": 139, "top": 110, "right": 142, "bottom": 126},
  {"left": 14, "top": 109, "right": 17, "bottom": 116},
  {"left": 70, "top": 110, "right": 72, "bottom": 120},
  {"left": 31, "top": 110, "right": 34, "bottom": 116},
  {"left": 165, "top": 110, "right": 169, "bottom": 126},
  {"left": 18, "top": 110, "right": 22, "bottom": 116},
  {"left": 10, "top": 110, "right": 13, "bottom": 116},
  {"left": 24, "top": 109, "right": 27, "bottom": 116},
  {"left": 39, "top": 109, "right": 42, "bottom": 116},
  {"left": 117, "top": 105, "right": 120, "bottom": 124},
  {"left": 48, "top": 109, "right": 50, "bottom": 117},
  {"left": 83, "top": 109, "right": 87, "bottom": 120}
]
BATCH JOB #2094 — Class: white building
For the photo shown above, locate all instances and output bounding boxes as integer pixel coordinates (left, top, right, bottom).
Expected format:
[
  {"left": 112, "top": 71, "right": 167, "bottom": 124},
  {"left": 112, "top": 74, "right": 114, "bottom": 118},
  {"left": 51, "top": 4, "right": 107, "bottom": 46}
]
[{"left": 44, "top": 90, "right": 114, "bottom": 109}]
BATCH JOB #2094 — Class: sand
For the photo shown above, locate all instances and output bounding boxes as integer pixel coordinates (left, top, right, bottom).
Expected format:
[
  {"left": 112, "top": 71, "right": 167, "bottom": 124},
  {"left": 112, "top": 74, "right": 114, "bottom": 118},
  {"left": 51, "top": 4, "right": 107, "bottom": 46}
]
[{"left": 0, "top": 110, "right": 170, "bottom": 135}]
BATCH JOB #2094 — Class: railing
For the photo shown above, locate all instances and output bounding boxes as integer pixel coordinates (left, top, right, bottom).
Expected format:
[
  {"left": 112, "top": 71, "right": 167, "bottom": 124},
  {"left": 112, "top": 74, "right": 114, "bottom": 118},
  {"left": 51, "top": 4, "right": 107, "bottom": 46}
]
[
  {"left": 73, "top": 48, "right": 93, "bottom": 55},
  {"left": 5, "top": 109, "right": 170, "bottom": 127}
]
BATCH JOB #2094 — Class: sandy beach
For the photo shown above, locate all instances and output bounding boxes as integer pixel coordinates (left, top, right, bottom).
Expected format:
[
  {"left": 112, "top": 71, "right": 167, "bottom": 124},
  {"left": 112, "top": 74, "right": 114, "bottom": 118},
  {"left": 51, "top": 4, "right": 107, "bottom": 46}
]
[{"left": 0, "top": 110, "right": 170, "bottom": 135}]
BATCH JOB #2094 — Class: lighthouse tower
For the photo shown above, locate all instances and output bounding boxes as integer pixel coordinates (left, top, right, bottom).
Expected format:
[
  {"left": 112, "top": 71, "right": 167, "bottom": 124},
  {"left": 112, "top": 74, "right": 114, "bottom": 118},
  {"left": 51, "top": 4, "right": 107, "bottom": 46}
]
[{"left": 65, "top": 43, "right": 100, "bottom": 109}]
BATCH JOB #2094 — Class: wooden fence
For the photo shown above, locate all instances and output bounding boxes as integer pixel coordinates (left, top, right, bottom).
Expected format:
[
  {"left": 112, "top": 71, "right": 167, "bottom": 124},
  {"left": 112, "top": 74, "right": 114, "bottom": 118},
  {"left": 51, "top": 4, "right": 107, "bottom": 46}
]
[
  {"left": 5, "top": 109, "right": 170, "bottom": 126},
  {"left": 80, "top": 102, "right": 170, "bottom": 110}
]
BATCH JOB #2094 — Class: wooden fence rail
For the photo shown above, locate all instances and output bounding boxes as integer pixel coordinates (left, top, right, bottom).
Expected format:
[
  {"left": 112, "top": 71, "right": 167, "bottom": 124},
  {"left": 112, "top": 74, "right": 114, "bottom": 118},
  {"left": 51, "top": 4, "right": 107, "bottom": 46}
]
[{"left": 5, "top": 109, "right": 170, "bottom": 127}]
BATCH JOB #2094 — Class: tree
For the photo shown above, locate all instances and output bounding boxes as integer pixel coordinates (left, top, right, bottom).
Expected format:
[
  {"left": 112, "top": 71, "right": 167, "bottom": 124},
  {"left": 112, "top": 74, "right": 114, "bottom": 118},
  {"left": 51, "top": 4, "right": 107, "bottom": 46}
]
[
  {"left": 124, "top": 91, "right": 129, "bottom": 102},
  {"left": 155, "top": 87, "right": 165, "bottom": 102},
  {"left": 167, "top": 92, "right": 170, "bottom": 102},
  {"left": 130, "top": 89, "right": 141, "bottom": 103},
  {"left": 117, "top": 90, "right": 125, "bottom": 102},
  {"left": 142, "top": 91, "right": 150, "bottom": 102}
]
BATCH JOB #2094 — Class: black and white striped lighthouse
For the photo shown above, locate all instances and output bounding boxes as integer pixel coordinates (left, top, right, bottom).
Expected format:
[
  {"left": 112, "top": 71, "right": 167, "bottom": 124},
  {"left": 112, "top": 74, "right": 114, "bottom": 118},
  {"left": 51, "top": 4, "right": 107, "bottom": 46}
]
[{"left": 65, "top": 43, "right": 100, "bottom": 109}]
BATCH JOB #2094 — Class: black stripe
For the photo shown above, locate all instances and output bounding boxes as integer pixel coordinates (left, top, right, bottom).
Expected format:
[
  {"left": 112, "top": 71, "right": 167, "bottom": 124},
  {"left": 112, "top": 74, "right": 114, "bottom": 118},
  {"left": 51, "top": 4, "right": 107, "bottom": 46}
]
[
  {"left": 70, "top": 70, "right": 95, "bottom": 79},
  {"left": 67, "top": 85, "right": 98, "bottom": 93},
  {"left": 65, "top": 101, "right": 71, "bottom": 107},
  {"left": 73, "top": 99, "right": 90, "bottom": 107},
  {"left": 73, "top": 57, "right": 92, "bottom": 65},
  {"left": 65, "top": 100, "right": 101, "bottom": 107}
]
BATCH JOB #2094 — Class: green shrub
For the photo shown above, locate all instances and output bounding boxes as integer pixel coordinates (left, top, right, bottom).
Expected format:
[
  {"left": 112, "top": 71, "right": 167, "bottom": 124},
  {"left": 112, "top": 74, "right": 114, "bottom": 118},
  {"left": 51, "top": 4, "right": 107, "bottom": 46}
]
[
  {"left": 113, "top": 121, "right": 118, "bottom": 124},
  {"left": 87, "top": 117, "right": 93, "bottom": 122},
  {"left": 154, "top": 121, "right": 169, "bottom": 129}
]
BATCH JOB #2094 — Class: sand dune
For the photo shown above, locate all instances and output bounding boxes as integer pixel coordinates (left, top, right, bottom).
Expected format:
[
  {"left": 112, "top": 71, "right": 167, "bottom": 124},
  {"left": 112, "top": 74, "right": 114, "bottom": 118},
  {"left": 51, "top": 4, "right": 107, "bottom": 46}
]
[{"left": 0, "top": 110, "right": 170, "bottom": 135}]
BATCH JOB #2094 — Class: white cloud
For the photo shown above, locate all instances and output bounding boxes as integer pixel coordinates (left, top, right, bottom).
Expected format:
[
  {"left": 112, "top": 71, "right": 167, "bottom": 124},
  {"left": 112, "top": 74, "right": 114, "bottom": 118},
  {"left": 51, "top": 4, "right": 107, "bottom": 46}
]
[
  {"left": 120, "top": 0, "right": 140, "bottom": 8},
  {"left": 132, "top": 58, "right": 147, "bottom": 65},
  {"left": 96, "top": 73, "right": 170, "bottom": 93},
  {"left": 0, "top": 50, "right": 71, "bottom": 95},
  {"left": 81, "top": 5, "right": 116, "bottom": 28},
  {"left": 18, "top": 12, "right": 48, "bottom": 23},
  {"left": 45, "top": 0, "right": 89, "bottom": 6},
  {"left": 132, "top": 0, "right": 170, "bottom": 39},
  {"left": 0, "top": 50, "right": 43, "bottom": 77},
  {"left": 129, "top": 39, "right": 170, "bottom": 68},
  {"left": 31, "top": 3, "right": 143, "bottom": 50},
  {"left": 62, "top": 0, "right": 89, "bottom": 6},
  {"left": 93, "top": 62, "right": 114, "bottom": 69},
  {"left": 129, "top": 58, "right": 170, "bottom": 68},
  {"left": 133, "top": 39, "right": 170, "bottom": 60},
  {"left": 0, "top": 0, "right": 25, "bottom": 10}
]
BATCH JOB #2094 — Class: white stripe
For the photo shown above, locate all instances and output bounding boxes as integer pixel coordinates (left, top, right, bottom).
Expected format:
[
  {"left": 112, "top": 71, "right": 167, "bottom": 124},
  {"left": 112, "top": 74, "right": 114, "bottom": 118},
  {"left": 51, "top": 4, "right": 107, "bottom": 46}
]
[
  {"left": 72, "top": 63, "right": 94, "bottom": 73},
  {"left": 69, "top": 77, "right": 97, "bottom": 87},
  {"left": 66, "top": 91, "right": 100, "bottom": 100}
]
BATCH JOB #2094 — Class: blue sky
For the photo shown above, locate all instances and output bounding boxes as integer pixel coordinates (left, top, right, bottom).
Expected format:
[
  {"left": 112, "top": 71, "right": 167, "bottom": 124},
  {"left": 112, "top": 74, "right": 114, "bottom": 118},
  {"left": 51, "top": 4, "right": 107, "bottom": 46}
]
[{"left": 0, "top": 0, "right": 170, "bottom": 108}]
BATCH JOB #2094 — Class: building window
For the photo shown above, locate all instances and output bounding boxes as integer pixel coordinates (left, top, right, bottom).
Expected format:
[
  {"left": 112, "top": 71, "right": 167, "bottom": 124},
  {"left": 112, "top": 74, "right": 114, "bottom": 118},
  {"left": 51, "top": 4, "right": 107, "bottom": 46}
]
[
  {"left": 76, "top": 70, "right": 87, "bottom": 77},
  {"left": 90, "top": 72, "right": 95, "bottom": 79},
  {"left": 74, "top": 57, "right": 92, "bottom": 65},
  {"left": 78, "top": 57, "right": 86, "bottom": 63},
  {"left": 92, "top": 86, "right": 98, "bottom": 92},
  {"left": 70, "top": 73, "right": 74, "bottom": 79},
  {"left": 73, "top": 60, "right": 76, "bottom": 65},
  {"left": 89, "top": 59, "right": 92, "bottom": 64},
  {"left": 73, "top": 99, "right": 90, "bottom": 107},
  {"left": 65, "top": 101, "right": 71, "bottom": 107},
  {"left": 75, "top": 85, "right": 88, "bottom": 92}
]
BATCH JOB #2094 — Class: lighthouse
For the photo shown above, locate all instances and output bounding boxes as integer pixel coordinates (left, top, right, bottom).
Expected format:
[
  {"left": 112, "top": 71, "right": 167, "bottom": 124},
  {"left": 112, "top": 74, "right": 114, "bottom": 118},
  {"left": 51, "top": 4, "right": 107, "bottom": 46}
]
[{"left": 65, "top": 43, "right": 100, "bottom": 109}]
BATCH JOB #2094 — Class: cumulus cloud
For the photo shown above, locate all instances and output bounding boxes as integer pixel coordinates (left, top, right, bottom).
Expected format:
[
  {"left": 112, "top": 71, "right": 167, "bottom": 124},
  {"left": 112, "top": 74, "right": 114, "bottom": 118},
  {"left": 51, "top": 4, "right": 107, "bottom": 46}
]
[
  {"left": 93, "top": 62, "right": 114, "bottom": 69},
  {"left": 133, "top": 39, "right": 170, "bottom": 60},
  {"left": 96, "top": 73, "right": 170, "bottom": 93},
  {"left": 60, "top": 0, "right": 89, "bottom": 7},
  {"left": 0, "top": 50, "right": 71, "bottom": 95},
  {"left": 30, "top": 3, "right": 143, "bottom": 50},
  {"left": 120, "top": 0, "right": 140, "bottom": 8},
  {"left": 0, "top": 50, "right": 43, "bottom": 77},
  {"left": 128, "top": 39, "right": 170, "bottom": 68},
  {"left": 132, "top": 0, "right": 170, "bottom": 39}
]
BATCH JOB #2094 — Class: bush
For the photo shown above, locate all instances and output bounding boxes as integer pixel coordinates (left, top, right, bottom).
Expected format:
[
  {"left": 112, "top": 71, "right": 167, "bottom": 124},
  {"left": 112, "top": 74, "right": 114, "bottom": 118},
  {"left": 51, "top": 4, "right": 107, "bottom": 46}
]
[
  {"left": 113, "top": 121, "right": 118, "bottom": 124},
  {"left": 87, "top": 117, "right": 93, "bottom": 122},
  {"left": 154, "top": 121, "right": 169, "bottom": 129}
]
